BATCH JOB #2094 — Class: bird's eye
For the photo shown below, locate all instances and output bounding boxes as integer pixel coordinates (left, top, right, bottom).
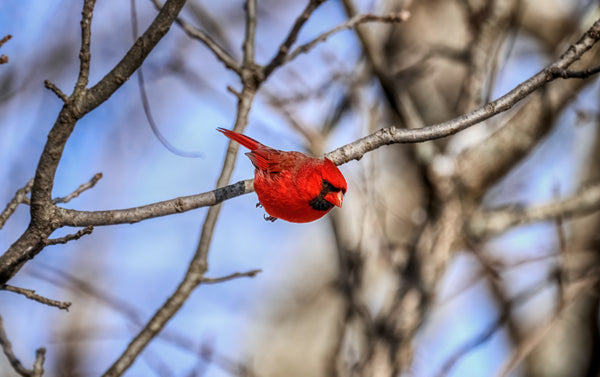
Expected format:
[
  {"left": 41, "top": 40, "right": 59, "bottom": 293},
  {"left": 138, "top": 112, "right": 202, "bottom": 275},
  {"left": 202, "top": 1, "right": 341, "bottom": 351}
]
[{"left": 322, "top": 179, "right": 342, "bottom": 193}]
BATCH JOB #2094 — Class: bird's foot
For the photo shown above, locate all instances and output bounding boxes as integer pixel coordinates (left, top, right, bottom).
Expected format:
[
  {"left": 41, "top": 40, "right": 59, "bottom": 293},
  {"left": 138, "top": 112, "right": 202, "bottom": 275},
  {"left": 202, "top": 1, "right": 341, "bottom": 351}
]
[
  {"left": 256, "top": 202, "right": 263, "bottom": 208},
  {"left": 263, "top": 215, "right": 277, "bottom": 222}
]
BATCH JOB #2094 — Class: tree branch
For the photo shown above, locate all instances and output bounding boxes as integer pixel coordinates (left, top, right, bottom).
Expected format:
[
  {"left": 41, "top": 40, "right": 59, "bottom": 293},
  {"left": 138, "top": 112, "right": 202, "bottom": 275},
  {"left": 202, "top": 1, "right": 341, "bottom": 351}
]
[
  {"left": 0, "top": 0, "right": 189, "bottom": 285},
  {"left": 150, "top": 0, "right": 241, "bottom": 74},
  {"left": 0, "top": 34, "right": 11, "bottom": 64},
  {"left": 285, "top": 10, "right": 410, "bottom": 64},
  {"left": 81, "top": 0, "right": 187, "bottom": 114},
  {"left": 56, "top": 179, "right": 254, "bottom": 227},
  {"left": 0, "top": 178, "right": 33, "bottom": 230},
  {"left": 468, "top": 182, "right": 600, "bottom": 239},
  {"left": 101, "top": 12, "right": 259, "bottom": 372},
  {"left": 201, "top": 269, "right": 262, "bottom": 284},
  {"left": 73, "top": 0, "right": 95, "bottom": 99},
  {"left": 52, "top": 173, "right": 102, "bottom": 204},
  {"left": 325, "top": 17, "right": 600, "bottom": 165},
  {"left": 43, "top": 80, "right": 68, "bottom": 103},
  {"left": 0, "top": 315, "right": 46, "bottom": 377},
  {"left": 1, "top": 284, "right": 71, "bottom": 311},
  {"left": 43, "top": 226, "right": 94, "bottom": 245},
  {"left": 262, "top": 0, "right": 326, "bottom": 78},
  {"left": 548, "top": 65, "right": 600, "bottom": 79}
]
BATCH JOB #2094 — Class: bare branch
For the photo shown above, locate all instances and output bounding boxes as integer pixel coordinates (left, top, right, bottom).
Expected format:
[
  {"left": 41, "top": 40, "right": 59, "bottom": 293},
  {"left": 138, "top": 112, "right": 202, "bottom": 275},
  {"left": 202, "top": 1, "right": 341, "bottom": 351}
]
[
  {"left": 1, "top": 284, "right": 71, "bottom": 311},
  {"left": 286, "top": 11, "right": 410, "bottom": 64},
  {"left": 53, "top": 173, "right": 102, "bottom": 204},
  {"left": 201, "top": 269, "right": 262, "bottom": 284},
  {"left": 43, "top": 226, "right": 94, "bottom": 246},
  {"left": 0, "top": 178, "right": 33, "bottom": 230},
  {"left": 56, "top": 179, "right": 254, "bottom": 227},
  {"left": 81, "top": 0, "right": 188, "bottom": 114},
  {"left": 468, "top": 182, "right": 600, "bottom": 239},
  {"left": 0, "top": 315, "right": 46, "bottom": 377}
]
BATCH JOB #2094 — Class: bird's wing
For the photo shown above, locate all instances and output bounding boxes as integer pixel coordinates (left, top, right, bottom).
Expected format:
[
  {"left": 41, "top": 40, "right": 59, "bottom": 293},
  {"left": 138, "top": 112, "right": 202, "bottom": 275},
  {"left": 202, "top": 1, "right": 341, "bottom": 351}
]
[{"left": 246, "top": 150, "right": 304, "bottom": 174}]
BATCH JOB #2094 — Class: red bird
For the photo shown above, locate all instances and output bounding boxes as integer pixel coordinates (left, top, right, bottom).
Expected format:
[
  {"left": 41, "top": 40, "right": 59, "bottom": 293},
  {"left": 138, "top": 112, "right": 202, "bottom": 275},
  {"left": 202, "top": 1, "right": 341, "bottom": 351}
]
[{"left": 218, "top": 128, "right": 347, "bottom": 223}]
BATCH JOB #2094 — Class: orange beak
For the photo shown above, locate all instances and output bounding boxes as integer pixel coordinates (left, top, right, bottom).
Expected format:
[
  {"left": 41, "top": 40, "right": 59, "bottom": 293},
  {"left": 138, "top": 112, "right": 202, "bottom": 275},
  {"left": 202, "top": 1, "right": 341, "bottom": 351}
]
[{"left": 334, "top": 191, "right": 344, "bottom": 207}]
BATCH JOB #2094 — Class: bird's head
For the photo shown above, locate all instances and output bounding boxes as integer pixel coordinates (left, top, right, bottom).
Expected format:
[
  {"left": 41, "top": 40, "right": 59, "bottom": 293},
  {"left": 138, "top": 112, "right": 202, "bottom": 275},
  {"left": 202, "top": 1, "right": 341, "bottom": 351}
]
[{"left": 320, "top": 158, "right": 347, "bottom": 208}]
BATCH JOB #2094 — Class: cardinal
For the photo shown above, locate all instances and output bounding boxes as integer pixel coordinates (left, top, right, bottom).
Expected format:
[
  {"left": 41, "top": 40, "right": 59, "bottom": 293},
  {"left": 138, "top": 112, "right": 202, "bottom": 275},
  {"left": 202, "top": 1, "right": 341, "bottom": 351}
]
[{"left": 218, "top": 128, "right": 347, "bottom": 223}]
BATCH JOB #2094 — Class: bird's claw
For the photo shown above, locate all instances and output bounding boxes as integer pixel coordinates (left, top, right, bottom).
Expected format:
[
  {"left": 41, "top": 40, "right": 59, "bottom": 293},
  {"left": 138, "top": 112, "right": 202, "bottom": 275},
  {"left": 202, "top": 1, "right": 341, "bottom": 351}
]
[
  {"left": 256, "top": 202, "right": 263, "bottom": 208},
  {"left": 263, "top": 215, "right": 277, "bottom": 222}
]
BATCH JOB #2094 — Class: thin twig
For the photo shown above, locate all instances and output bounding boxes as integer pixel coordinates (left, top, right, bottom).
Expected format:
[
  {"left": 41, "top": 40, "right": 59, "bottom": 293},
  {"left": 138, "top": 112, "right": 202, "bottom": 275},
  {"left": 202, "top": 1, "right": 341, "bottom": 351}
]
[
  {"left": 242, "top": 0, "right": 257, "bottom": 67},
  {"left": 0, "top": 315, "right": 46, "bottom": 377},
  {"left": 263, "top": 0, "right": 326, "bottom": 78},
  {"left": 286, "top": 11, "right": 410, "bottom": 64},
  {"left": 0, "top": 34, "right": 11, "bottom": 48},
  {"left": 43, "top": 80, "right": 68, "bottom": 103},
  {"left": 150, "top": 0, "right": 241, "bottom": 74},
  {"left": 201, "top": 269, "right": 262, "bottom": 284},
  {"left": 73, "top": 0, "right": 96, "bottom": 98},
  {"left": 43, "top": 226, "right": 94, "bottom": 246},
  {"left": 0, "top": 34, "right": 11, "bottom": 64},
  {"left": 53, "top": 173, "right": 103, "bottom": 204},
  {"left": 0, "top": 178, "right": 33, "bottom": 230},
  {"left": 1, "top": 284, "right": 71, "bottom": 311}
]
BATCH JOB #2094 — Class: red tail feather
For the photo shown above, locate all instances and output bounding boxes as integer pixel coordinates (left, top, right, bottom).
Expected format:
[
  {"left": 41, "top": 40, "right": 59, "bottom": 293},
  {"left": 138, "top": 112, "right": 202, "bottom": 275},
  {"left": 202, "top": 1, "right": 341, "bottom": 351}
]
[{"left": 217, "top": 127, "right": 262, "bottom": 151}]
